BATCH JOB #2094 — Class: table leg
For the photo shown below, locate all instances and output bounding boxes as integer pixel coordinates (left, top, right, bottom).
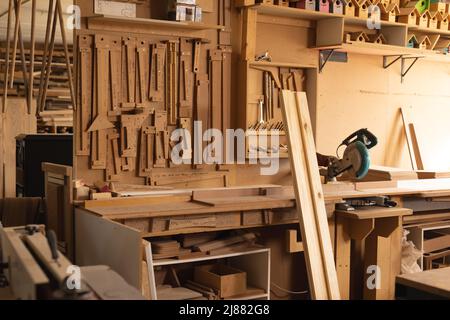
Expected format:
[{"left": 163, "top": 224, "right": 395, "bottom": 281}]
[{"left": 363, "top": 216, "right": 400, "bottom": 300}]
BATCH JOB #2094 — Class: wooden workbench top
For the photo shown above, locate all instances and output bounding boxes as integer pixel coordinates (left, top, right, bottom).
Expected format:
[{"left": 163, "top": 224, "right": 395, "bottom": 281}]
[
  {"left": 84, "top": 194, "right": 296, "bottom": 220},
  {"left": 397, "top": 267, "right": 450, "bottom": 299},
  {"left": 336, "top": 206, "right": 413, "bottom": 220},
  {"left": 79, "top": 180, "right": 450, "bottom": 219}
]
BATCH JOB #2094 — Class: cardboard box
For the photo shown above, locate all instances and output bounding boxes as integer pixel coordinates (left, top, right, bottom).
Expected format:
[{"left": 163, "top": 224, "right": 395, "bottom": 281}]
[{"left": 194, "top": 264, "right": 247, "bottom": 298}]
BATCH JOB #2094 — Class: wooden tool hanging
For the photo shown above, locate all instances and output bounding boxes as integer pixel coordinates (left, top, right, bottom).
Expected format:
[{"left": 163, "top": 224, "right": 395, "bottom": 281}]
[
  {"left": 166, "top": 40, "right": 179, "bottom": 126},
  {"left": 76, "top": 35, "right": 93, "bottom": 156},
  {"left": 122, "top": 36, "right": 137, "bottom": 109},
  {"left": 136, "top": 39, "right": 150, "bottom": 108},
  {"left": 149, "top": 43, "right": 166, "bottom": 105},
  {"left": 88, "top": 35, "right": 115, "bottom": 170}
]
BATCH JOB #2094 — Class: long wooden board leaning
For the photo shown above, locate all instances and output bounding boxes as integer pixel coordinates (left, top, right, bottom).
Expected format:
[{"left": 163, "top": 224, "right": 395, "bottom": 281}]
[{"left": 280, "top": 90, "right": 340, "bottom": 300}]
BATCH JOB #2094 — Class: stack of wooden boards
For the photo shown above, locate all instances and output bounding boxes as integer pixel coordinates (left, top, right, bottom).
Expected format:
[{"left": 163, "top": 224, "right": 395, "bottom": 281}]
[
  {"left": 37, "top": 109, "right": 73, "bottom": 133},
  {"left": 342, "top": 165, "right": 450, "bottom": 182},
  {"left": 150, "top": 232, "right": 257, "bottom": 260}
]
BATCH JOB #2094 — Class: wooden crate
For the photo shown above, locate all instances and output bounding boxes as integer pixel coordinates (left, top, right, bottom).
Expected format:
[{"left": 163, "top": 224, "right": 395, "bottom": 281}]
[{"left": 194, "top": 264, "right": 247, "bottom": 298}]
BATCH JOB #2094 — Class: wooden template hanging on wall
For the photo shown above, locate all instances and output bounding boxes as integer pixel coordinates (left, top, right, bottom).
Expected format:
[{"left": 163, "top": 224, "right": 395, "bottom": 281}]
[{"left": 280, "top": 90, "right": 340, "bottom": 300}]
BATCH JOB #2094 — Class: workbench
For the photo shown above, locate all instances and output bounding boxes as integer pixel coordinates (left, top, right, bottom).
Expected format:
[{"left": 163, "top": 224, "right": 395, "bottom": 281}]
[{"left": 74, "top": 180, "right": 450, "bottom": 299}]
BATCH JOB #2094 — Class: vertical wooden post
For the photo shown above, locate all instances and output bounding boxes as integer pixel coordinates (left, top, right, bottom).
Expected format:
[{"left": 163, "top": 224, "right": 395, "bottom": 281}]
[{"left": 27, "top": 0, "right": 37, "bottom": 114}]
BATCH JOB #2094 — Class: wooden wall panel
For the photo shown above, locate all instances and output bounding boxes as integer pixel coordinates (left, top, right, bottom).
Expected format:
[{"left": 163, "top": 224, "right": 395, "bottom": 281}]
[{"left": 316, "top": 54, "right": 450, "bottom": 170}]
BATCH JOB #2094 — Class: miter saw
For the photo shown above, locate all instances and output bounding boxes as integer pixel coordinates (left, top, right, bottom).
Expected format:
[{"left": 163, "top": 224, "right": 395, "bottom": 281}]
[{"left": 321, "top": 128, "right": 378, "bottom": 182}]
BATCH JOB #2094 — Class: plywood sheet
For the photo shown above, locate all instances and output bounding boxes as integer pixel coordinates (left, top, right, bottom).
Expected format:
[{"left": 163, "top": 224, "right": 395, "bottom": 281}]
[{"left": 75, "top": 208, "right": 142, "bottom": 288}]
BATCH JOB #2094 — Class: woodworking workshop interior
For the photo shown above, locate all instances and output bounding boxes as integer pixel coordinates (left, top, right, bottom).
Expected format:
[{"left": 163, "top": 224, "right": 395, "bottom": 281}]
[{"left": 1, "top": 0, "right": 450, "bottom": 305}]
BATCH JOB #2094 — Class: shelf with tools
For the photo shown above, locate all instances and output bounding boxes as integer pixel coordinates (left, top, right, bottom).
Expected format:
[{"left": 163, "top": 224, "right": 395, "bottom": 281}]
[{"left": 238, "top": 58, "right": 317, "bottom": 160}]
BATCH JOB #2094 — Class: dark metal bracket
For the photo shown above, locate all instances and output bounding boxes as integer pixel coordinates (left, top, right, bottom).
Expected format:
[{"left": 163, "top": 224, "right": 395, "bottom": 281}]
[
  {"left": 319, "top": 49, "right": 335, "bottom": 73},
  {"left": 401, "top": 56, "right": 424, "bottom": 83},
  {"left": 383, "top": 55, "right": 403, "bottom": 69},
  {"left": 383, "top": 54, "right": 424, "bottom": 83}
]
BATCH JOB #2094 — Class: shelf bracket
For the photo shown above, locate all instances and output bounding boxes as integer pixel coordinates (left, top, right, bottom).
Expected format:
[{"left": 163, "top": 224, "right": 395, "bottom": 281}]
[
  {"left": 401, "top": 56, "right": 424, "bottom": 83},
  {"left": 319, "top": 49, "right": 335, "bottom": 73},
  {"left": 383, "top": 55, "right": 403, "bottom": 69}
]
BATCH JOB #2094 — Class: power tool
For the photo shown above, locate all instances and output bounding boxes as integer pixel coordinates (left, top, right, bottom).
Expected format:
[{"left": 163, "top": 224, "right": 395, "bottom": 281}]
[{"left": 321, "top": 128, "right": 378, "bottom": 182}]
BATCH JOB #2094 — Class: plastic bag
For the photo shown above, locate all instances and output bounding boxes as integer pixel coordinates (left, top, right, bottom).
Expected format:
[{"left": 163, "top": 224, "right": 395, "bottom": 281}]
[{"left": 401, "top": 229, "right": 422, "bottom": 274}]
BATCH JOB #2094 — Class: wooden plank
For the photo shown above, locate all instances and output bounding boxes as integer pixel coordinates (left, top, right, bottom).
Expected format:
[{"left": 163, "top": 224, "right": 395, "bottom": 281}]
[
  {"left": 122, "top": 36, "right": 136, "bottom": 107},
  {"left": 336, "top": 207, "right": 413, "bottom": 220},
  {"left": 109, "top": 36, "right": 122, "bottom": 115},
  {"left": 193, "top": 233, "right": 256, "bottom": 252},
  {"left": 2, "top": 0, "right": 13, "bottom": 113},
  {"left": 423, "top": 233, "right": 450, "bottom": 253},
  {"left": 9, "top": 0, "right": 23, "bottom": 88},
  {"left": 56, "top": 0, "right": 76, "bottom": 110},
  {"left": 166, "top": 40, "right": 179, "bottom": 126},
  {"left": 210, "top": 49, "right": 223, "bottom": 130},
  {"left": 36, "top": 0, "right": 54, "bottom": 113},
  {"left": 401, "top": 107, "right": 424, "bottom": 170},
  {"left": 136, "top": 39, "right": 149, "bottom": 108},
  {"left": 149, "top": 43, "right": 166, "bottom": 103},
  {"left": 280, "top": 90, "right": 340, "bottom": 300},
  {"left": 39, "top": 1, "right": 58, "bottom": 112},
  {"left": 193, "top": 195, "right": 294, "bottom": 210}
]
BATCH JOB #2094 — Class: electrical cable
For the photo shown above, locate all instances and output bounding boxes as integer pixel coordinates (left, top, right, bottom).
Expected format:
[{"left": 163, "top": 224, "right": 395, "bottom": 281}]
[{"left": 270, "top": 282, "right": 308, "bottom": 295}]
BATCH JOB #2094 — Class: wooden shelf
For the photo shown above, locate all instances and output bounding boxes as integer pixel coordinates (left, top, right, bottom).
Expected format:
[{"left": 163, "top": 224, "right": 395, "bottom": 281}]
[
  {"left": 250, "top": 60, "right": 316, "bottom": 69},
  {"left": 318, "top": 41, "right": 450, "bottom": 62},
  {"left": 252, "top": 3, "right": 340, "bottom": 20},
  {"left": 409, "top": 25, "right": 450, "bottom": 38},
  {"left": 153, "top": 247, "right": 269, "bottom": 266},
  {"left": 252, "top": 4, "right": 450, "bottom": 40},
  {"left": 344, "top": 16, "right": 405, "bottom": 28},
  {"left": 87, "top": 15, "right": 225, "bottom": 31}
]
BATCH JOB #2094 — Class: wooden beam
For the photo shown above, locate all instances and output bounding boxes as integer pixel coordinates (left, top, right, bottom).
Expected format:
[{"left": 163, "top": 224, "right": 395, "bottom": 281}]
[
  {"left": 56, "top": 0, "right": 76, "bottom": 110},
  {"left": 37, "top": 0, "right": 54, "bottom": 114},
  {"left": 280, "top": 90, "right": 340, "bottom": 300},
  {"left": 2, "top": 0, "right": 13, "bottom": 113},
  {"left": 9, "top": 0, "right": 22, "bottom": 88},
  {"left": 27, "top": 0, "right": 36, "bottom": 114}
]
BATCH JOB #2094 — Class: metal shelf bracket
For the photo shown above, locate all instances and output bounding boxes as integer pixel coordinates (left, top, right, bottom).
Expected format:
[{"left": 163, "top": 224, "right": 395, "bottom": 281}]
[
  {"left": 383, "top": 54, "right": 403, "bottom": 69},
  {"left": 319, "top": 49, "right": 335, "bottom": 73},
  {"left": 401, "top": 56, "right": 424, "bottom": 83}
]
